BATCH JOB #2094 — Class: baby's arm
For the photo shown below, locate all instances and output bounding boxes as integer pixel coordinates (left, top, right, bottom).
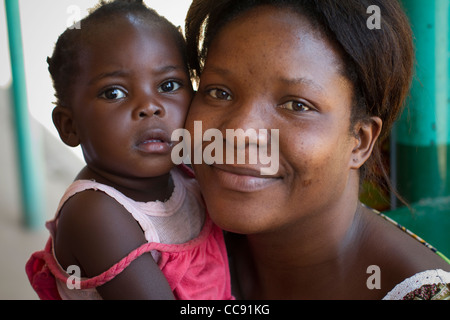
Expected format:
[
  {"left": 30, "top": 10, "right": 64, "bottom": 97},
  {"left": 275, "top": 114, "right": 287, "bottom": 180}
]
[{"left": 55, "top": 189, "right": 175, "bottom": 299}]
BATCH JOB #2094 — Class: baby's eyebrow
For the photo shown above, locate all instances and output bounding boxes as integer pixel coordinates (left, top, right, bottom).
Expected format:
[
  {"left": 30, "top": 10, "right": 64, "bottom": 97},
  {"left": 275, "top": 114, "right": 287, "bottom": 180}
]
[
  {"left": 88, "top": 70, "right": 130, "bottom": 85},
  {"left": 153, "top": 65, "right": 184, "bottom": 75},
  {"left": 88, "top": 65, "right": 184, "bottom": 86}
]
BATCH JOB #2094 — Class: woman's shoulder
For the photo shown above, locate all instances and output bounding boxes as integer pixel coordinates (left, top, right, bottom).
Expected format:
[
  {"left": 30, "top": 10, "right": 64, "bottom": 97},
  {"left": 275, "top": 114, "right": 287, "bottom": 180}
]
[{"left": 359, "top": 205, "right": 450, "bottom": 299}]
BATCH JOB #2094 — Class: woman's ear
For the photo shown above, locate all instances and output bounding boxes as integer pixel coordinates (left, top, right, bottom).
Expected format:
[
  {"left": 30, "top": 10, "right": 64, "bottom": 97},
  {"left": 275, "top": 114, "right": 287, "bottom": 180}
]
[
  {"left": 350, "top": 116, "right": 382, "bottom": 169},
  {"left": 52, "top": 105, "right": 80, "bottom": 147}
]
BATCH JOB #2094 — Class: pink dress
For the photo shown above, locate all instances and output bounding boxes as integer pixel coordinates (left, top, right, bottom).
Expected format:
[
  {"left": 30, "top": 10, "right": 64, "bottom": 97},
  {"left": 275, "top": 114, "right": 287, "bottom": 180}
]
[{"left": 26, "top": 165, "right": 233, "bottom": 300}]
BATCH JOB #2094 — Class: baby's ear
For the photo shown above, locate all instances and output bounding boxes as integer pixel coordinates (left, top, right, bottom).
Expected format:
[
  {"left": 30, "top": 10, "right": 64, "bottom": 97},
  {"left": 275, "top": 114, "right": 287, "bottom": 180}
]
[
  {"left": 52, "top": 105, "right": 80, "bottom": 147},
  {"left": 350, "top": 116, "right": 382, "bottom": 169}
]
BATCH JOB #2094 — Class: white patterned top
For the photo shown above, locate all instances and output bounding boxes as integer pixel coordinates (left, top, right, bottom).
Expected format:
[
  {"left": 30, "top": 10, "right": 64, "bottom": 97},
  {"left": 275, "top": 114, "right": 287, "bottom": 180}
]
[{"left": 383, "top": 269, "right": 450, "bottom": 300}]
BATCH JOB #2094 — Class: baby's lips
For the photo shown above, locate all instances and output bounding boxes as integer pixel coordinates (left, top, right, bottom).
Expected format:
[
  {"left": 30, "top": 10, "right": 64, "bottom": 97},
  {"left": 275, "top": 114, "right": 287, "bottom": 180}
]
[
  {"left": 135, "top": 127, "right": 174, "bottom": 154},
  {"left": 137, "top": 127, "right": 171, "bottom": 145}
]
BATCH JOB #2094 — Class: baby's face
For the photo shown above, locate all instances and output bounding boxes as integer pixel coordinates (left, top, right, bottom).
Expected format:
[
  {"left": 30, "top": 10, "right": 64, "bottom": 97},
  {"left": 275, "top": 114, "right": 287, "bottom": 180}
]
[{"left": 69, "top": 17, "right": 192, "bottom": 179}]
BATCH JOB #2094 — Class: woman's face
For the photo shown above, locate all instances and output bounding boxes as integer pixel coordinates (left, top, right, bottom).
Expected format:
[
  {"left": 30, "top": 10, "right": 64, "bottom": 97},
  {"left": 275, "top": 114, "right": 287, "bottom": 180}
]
[{"left": 186, "top": 6, "right": 359, "bottom": 234}]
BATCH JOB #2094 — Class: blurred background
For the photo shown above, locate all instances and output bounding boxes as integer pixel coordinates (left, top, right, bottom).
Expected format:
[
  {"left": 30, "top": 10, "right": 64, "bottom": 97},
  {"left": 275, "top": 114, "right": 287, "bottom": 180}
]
[{"left": 0, "top": 0, "right": 449, "bottom": 299}]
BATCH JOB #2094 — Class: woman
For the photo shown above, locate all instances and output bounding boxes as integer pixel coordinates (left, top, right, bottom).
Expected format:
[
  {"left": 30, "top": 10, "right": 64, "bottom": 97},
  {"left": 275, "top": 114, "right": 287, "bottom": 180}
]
[{"left": 184, "top": 0, "right": 450, "bottom": 299}]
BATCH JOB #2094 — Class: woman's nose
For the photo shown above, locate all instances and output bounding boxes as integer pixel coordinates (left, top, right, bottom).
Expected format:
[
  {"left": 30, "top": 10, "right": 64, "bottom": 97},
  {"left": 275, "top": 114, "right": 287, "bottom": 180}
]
[
  {"left": 221, "top": 100, "right": 271, "bottom": 147},
  {"left": 222, "top": 99, "right": 267, "bottom": 130}
]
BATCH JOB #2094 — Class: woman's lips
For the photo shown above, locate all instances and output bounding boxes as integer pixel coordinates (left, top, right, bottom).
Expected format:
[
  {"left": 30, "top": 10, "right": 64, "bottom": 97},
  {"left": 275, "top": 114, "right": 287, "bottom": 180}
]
[{"left": 210, "top": 164, "right": 281, "bottom": 192}]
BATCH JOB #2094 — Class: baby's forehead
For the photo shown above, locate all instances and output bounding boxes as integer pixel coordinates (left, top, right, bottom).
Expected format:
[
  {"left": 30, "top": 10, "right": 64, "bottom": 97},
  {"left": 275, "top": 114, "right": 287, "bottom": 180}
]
[
  {"left": 80, "top": 13, "right": 166, "bottom": 41},
  {"left": 73, "top": 15, "right": 179, "bottom": 65}
]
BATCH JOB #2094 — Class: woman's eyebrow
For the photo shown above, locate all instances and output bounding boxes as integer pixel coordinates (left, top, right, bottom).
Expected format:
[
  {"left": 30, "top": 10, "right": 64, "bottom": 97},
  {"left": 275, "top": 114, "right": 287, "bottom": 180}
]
[
  {"left": 201, "top": 65, "right": 231, "bottom": 76},
  {"left": 278, "top": 76, "right": 325, "bottom": 93},
  {"left": 203, "top": 65, "right": 325, "bottom": 91}
]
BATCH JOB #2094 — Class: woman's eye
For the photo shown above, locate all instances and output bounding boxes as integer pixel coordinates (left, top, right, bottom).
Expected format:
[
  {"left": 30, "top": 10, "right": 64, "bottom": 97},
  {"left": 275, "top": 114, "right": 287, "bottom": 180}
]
[
  {"left": 207, "top": 88, "right": 232, "bottom": 101},
  {"left": 99, "top": 88, "right": 127, "bottom": 100},
  {"left": 158, "top": 81, "right": 181, "bottom": 93},
  {"left": 280, "top": 101, "right": 311, "bottom": 112}
]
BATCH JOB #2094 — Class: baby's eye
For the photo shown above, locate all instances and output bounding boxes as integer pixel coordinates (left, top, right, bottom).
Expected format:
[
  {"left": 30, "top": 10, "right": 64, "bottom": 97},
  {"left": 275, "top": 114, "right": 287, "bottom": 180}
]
[
  {"left": 99, "top": 88, "right": 127, "bottom": 100},
  {"left": 158, "top": 81, "right": 181, "bottom": 93},
  {"left": 207, "top": 88, "right": 232, "bottom": 101},
  {"left": 280, "top": 101, "right": 311, "bottom": 112}
]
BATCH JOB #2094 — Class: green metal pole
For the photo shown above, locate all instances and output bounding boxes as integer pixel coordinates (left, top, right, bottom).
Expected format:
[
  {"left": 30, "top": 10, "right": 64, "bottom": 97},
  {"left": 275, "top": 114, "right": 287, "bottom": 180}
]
[
  {"left": 395, "top": 0, "right": 450, "bottom": 204},
  {"left": 5, "top": 0, "right": 44, "bottom": 228}
]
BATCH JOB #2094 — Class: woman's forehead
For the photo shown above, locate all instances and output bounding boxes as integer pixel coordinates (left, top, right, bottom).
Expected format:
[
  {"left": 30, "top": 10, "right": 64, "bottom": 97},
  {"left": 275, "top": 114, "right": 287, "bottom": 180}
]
[
  {"left": 209, "top": 6, "right": 345, "bottom": 72},
  {"left": 206, "top": 7, "right": 346, "bottom": 84}
]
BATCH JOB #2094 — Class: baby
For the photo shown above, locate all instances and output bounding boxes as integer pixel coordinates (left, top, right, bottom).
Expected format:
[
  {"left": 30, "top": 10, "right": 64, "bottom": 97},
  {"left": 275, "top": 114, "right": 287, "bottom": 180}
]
[{"left": 26, "top": 0, "right": 232, "bottom": 300}]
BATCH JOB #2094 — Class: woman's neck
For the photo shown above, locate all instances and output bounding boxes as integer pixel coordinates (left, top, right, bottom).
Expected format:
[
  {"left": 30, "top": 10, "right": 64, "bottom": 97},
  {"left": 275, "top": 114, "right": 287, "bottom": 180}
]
[{"left": 237, "top": 183, "right": 367, "bottom": 299}]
